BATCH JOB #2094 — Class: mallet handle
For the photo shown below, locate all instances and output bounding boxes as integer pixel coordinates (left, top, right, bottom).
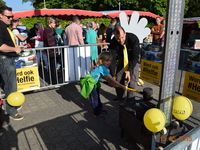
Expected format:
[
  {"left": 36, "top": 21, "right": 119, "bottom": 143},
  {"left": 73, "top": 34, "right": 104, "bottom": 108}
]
[
  {"left": 116, "top": 85, "right": 141, "bottom": 94},
  {"left": 126, "top": 87, "right": 141, "bottom": 93}
]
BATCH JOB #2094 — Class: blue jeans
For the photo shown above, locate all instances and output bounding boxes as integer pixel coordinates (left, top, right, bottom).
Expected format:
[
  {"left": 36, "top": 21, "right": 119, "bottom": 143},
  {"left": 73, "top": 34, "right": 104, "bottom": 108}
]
[
  {"left": 57, "top": 54, "right": 61, "bottom": 70},
  {"left": 36, "top": 50, "right": 48, "bottom": 69},
  {"left": 0, "top": 56, "right": 18, "bottom": 116},
  {"left": 89, "top": 86, "right": 102, "bottom": 116}
]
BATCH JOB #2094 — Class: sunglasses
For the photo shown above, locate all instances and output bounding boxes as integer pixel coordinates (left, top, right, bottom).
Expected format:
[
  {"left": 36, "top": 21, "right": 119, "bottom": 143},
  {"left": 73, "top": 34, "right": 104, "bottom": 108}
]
[{"left": 2, "top": 14, "right": 14, "bottom": 19}]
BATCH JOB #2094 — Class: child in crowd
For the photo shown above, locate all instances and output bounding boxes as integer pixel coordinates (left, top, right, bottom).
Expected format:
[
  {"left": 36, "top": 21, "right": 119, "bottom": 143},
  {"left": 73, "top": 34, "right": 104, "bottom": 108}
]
[
  {"left": 17, "top": 21, "right": 31, "bottom": 46},
  {"left": 80, "top": 52, "right": 127, "bottom": 119}
]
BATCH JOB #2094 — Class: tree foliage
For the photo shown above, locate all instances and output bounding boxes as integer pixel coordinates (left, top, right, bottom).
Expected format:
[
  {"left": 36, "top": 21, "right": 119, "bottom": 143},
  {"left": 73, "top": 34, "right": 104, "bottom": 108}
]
[
  {"left": 22, "top": 0, "right": 140, "bottom": 11},
  {"left": 0, "top": 0, "right": 6, "bottom": 7},
  {"left": 17, "top": 16, "right": 112, "bottom": 32},
  {"left": 22, "top": 0, "right": 198, "bottom": 18},
  {"left": 184, "top": 0, "right": 200, "bottom": 17}
]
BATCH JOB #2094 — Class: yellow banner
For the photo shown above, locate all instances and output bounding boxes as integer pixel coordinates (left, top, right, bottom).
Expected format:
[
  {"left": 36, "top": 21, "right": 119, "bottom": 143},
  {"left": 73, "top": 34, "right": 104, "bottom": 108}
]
[
  {"left": 183, "top": 71, "right": 200, "bottom": 102},
  {"left": 140, "top": 59, "right": 162, "bottom": 86},
  {"left": 16, "top": 67, "right": 40, "bottom": 92}
]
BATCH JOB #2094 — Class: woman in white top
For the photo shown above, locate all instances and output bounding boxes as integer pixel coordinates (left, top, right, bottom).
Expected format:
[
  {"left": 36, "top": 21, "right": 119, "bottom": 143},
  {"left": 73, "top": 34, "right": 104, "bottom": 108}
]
[{"left": 31, "top": 22, "right": 48, "bottom": 70}]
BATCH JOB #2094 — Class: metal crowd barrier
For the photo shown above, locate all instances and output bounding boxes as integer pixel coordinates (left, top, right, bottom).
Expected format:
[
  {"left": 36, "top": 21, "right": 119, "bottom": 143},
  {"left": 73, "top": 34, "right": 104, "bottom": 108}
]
[{"left": 25, "top": 43, "right": 109, "bottom": 91}]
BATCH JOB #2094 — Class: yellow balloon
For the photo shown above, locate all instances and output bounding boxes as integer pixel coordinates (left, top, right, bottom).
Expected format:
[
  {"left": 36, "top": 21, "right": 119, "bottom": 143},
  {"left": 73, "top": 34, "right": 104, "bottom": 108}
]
[
  {"left": 173, "top": 96, "right": 193, "bottom": 121},
  {"left": 143, "top": 108, "right": 166, "bottom": 132},
  {"left": 7, "top": 92, "right": 25, "bottom": 106}
]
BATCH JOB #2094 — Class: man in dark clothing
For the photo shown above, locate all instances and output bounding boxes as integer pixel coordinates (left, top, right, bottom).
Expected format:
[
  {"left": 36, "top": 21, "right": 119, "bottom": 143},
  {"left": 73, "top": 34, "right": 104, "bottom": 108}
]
[
  {"left": 92, "top": 21, "right": 103, "bottom": 54},
  {"left": 28, "top": 23, "right": 38, "bottom": 48},
  {"left": 43, "top": 17, "right": 57, "bottom": 84},
  {"left": 0, "top": 6, "right": 25, "bottom": 120},
  {"left": 109, "top": 26, "right": 140, "bottom": 102},
  {"left": 106, "top": 18, "right": 116, "bottom": 44}
]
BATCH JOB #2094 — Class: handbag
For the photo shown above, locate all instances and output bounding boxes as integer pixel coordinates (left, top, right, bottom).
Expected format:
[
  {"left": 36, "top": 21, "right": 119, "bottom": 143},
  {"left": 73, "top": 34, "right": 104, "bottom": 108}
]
[
  {"left": 97, "top": 38, "right": 102, "bottom": 48},
  {"left": 35, "top": 40, "right": 43, "bottom": 48},
  {"left": 96, "top": 32, "right": 102, "bottom": 48}
]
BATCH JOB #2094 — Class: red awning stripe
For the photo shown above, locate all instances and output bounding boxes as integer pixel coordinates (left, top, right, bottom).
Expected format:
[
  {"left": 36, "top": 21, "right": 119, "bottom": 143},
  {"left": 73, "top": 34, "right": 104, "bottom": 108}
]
[
  {"left": 13, "top": 9, "right": 163, "bottom": 20},
  {"left": 105, "top": 10, "right": 164, "bottom": 20},
  {"left": 13, "top": 9, "right": 104, "bottom": 20}
]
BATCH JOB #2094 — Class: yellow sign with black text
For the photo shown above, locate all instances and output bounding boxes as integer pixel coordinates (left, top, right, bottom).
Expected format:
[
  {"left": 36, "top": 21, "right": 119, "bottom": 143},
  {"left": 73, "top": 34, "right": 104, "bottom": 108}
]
[
  {"left": 140, "top": 59, "right": 162, "bottom": 86},
  {"left": 183, "top": 71, "right": 200, "bottom": 102},
  {"left": 16, "top": 67, "right": 40, "bottom": 92}
]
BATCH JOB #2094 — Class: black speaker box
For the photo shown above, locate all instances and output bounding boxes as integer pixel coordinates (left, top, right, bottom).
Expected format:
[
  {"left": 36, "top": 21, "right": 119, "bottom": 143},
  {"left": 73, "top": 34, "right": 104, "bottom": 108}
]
[{"left": 119, "top": 101, "right": 156, "bottom": 150}]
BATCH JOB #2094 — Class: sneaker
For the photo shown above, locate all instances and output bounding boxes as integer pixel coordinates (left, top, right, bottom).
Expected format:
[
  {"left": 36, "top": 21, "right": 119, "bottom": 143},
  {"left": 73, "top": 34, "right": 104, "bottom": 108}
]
[
  {"left": 17, "top": 105, "right": 22, "bottom": 111},
  {"left": 93, "top": 114, "right": 105, "bottom": 119},
  {"left": 9, "top": 114, "right": 24, "bottom": 120},
  {"left": 101, "top": 108, "right": 108, "bottom": 114}
]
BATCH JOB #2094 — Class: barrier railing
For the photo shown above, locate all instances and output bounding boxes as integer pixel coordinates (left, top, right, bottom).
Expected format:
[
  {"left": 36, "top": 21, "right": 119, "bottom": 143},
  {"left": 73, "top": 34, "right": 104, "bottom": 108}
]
[{"left": 24, "top": 43, "right": 109, "bottom": 91}]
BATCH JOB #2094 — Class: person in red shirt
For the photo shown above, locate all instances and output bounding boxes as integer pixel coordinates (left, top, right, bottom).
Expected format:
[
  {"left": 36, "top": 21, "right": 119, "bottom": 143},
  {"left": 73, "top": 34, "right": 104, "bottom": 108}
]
[{"left": 43, "top": 17, "right": 57, "bottom": 84}]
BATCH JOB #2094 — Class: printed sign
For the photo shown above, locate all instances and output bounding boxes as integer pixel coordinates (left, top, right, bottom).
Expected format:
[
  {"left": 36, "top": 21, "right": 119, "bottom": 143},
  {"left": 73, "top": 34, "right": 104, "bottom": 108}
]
[
  {"left": 16, "top": 67, "right": 40, "bottom": 92},
  {"left": 182, "top": 71, "right": 200, "bottom": 102},
  {"left": 140, "top": 59, "right": 162, "bottom": 86},
  {"left": 16, "top": 49, "right": 40, "bottom": 92}
]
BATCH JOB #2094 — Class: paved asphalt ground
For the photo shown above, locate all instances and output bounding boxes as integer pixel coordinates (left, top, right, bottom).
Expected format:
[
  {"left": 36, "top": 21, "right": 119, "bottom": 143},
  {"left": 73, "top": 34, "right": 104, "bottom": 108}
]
[{"left": 0, "top": 69, "right": 199, "bottom": 150}]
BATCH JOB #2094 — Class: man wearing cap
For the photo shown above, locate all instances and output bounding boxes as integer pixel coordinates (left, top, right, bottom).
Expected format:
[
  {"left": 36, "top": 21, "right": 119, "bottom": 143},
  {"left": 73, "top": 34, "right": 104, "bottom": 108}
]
[{"left": 0, "top": 6, "right": 25, "bottom": 120}]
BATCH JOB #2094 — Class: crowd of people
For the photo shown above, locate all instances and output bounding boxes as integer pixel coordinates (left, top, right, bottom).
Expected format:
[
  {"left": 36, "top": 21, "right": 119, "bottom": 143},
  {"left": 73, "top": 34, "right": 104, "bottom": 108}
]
[
  {"left": 0, "top": 5, "right": 143, "bottom": 135},
  {"left": 5, "top": 14, "right": 125, "bottom": 75},
  {"left": 9, "top": 15, "right": 119, "bottom": 73}
]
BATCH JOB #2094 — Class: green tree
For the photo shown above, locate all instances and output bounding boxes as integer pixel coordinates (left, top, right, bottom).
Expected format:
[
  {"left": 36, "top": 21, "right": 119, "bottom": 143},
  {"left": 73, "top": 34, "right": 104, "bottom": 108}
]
[
  {"left": 184, "top": 0, "right": 200, "bottom": 17},
  {"left": 138, "top": 0, "right": 167, "bottom": 18},
  {"left": 22, "top": 0, "right": 140, "bottom": 10},
  {"left": 0, "top": 0, "right": 6, "bottom": 7},
  {"left": 21, "top": 0, "right": 167, "bottom": 18},
  {"left": 22, "top": 0, "right": 196, "bottom": 18}
]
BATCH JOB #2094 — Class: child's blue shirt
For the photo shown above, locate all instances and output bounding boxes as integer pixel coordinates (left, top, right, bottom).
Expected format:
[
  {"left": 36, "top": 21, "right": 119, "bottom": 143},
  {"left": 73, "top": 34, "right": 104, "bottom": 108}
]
[{"left": 90, "top": 65, "right": 109, "bottom": 82}]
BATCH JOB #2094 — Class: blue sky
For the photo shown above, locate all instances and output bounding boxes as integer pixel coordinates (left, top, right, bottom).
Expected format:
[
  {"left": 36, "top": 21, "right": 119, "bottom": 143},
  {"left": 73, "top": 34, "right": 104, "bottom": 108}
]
[{"left": 4, "top": 0, "right": 34, "bottom": 12}]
